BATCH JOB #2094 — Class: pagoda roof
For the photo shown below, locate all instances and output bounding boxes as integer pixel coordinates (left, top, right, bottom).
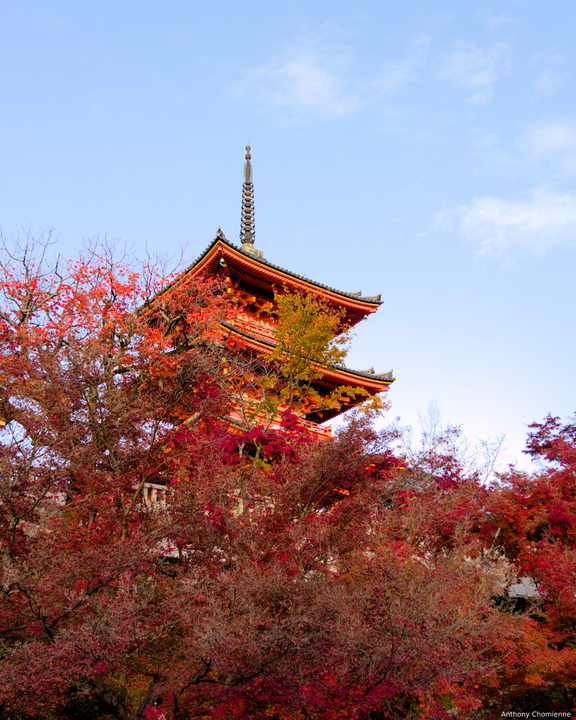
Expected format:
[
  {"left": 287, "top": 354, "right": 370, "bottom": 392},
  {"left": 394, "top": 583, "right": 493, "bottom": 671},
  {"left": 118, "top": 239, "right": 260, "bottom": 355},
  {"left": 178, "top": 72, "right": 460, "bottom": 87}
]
[
  {"left": 164, "top": 235, "right": 383, "bottom": 319},
  {"left": 221, "top": 322, "right": 393, "bottom": 422},
  {"left": 221, "top": 322, "right": 394, "bottom": 388}
]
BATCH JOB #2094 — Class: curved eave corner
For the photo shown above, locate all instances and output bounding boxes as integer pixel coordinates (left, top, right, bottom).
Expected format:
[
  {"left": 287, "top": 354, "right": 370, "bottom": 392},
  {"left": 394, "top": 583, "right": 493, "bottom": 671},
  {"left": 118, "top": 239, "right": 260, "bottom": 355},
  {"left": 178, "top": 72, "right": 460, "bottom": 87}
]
[{"left": 181, "top": 237, "right": 383, "bottom": 315}]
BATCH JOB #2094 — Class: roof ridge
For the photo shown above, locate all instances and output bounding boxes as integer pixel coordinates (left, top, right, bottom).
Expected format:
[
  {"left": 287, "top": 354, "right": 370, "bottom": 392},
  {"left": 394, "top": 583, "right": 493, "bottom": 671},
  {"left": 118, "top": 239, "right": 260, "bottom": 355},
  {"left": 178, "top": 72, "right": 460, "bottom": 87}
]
[{"left": 184, "top": 236, "right": 383, "bottom": 305}]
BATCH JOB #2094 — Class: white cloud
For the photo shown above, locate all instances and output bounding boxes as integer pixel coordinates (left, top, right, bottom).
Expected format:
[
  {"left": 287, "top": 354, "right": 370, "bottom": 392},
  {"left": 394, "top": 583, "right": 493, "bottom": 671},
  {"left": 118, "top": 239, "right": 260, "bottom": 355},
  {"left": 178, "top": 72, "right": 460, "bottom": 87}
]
[
  {"left": 515, "top": 120, "right": 576, "bottom": 174},
  {"left": 486, "top": 13, "right": 513, "bottom": 28},
  {"left": 232, "top": 29, "right": 362, "bottom": 121},
  {"left": 232, "top": 28, "right": 428, "bottom": 121},
  {"left": 475, "top": 10, "right": 516, "bottom": 30},
  {"left": 370, "top": 32, "right": 430, "bottom": 96},
  {"left": 372, "top": 60, "right": 417, "bottom": 95},
  {"left": 437, "top": 189, "right": 576, "bottom": 257},
  {"left": 532, "top": 49, "right": 567, "bottom": 97},
  {"left": 436, "top": 41, "right": 507, "bottom": 105},
  {"left": 473, "top": 134, "right": 517, "bottom": 174},
  {"left": 533, "top": 69, "right": 565, "bottom": 96}
]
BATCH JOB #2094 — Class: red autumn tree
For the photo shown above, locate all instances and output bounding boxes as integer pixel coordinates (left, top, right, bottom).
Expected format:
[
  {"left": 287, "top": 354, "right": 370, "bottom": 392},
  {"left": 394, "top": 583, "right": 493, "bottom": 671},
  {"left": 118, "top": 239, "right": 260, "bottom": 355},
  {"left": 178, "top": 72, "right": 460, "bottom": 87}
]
[
  {"left": 480, "top": 414, "right": 576, "bottom": 714},
  {"left": 0, "top": 236, "right": 555, "bottom": 720},
  {"left": 0, "top": 237, "right": 236, "bottom": 717}
]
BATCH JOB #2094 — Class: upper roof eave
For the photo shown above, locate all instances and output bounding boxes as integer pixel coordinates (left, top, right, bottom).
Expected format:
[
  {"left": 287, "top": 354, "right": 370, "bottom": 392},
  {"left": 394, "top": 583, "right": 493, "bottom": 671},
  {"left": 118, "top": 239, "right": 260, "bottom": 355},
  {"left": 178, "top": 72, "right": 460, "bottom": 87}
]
[{"left": 174, "top": 236, "right": 383, "bottom": 308}]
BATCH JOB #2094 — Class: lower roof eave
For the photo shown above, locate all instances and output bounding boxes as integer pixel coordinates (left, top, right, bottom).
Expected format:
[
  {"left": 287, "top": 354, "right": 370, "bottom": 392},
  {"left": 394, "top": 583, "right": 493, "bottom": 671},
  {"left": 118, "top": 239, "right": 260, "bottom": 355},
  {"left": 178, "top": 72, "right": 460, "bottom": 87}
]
[{"left": 222, "top": 323, "right": 394, "bottom": 392}]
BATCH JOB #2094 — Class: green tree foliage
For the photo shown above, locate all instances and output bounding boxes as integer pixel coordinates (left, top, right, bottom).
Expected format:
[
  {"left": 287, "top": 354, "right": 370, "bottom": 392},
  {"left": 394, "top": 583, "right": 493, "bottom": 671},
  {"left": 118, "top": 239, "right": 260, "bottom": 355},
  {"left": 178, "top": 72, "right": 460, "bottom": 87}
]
[{"left": 268, "top": 290, "right": 382, "bottom": 418}]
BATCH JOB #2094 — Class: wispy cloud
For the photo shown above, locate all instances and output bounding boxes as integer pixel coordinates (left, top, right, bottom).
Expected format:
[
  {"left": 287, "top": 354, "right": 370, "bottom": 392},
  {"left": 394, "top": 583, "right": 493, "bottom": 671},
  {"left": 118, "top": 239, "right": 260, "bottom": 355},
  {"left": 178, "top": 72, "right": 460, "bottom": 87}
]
[
  {"left": 232, "top": 27, "right": 428, "bottom": 121},
  {"left": 532, "top": 49, "right": 567, "bottom": 97},
  {"left": 436, "top": 41, "right": 508, "bottom": 105},
  {"left": 370, "top": 32, "right": 430, "bottom": 96},
  {"left": 437, "top": 189, "right": 576, "bottom": 257},
  {"left": 533, "top": 69, "right": 565, "bottom": 96},
  {"left": 473, "top": 133, "right": 517, "bottom": 175},
  {"left": 515, "top": 120, "right": 576, "bottom": 174},
  {"left": 232, "top": 28, "right": 362, "bottom": 121},
  {"left": 475, "top": 9, "right": 516, "bottom": 30},
  {"left": 485, "top": 13, "right": 514, "bottom": 29},
  {"left": 472, "top": 119, "right": 576, "bottom": 178}
]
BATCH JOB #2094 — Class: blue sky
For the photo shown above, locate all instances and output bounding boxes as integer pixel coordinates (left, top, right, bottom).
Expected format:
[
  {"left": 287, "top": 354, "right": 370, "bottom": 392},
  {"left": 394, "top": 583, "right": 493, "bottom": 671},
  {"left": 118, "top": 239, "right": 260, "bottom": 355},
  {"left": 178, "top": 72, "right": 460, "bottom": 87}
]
[{"left": 1, "top": 0, "right": 575, "bottom": 468}]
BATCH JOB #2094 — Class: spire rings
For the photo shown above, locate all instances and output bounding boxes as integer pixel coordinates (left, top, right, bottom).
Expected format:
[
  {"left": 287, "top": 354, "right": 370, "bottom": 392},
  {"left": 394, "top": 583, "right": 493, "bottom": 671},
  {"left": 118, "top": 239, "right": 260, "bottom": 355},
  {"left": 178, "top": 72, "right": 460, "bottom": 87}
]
[{"left": 240, "top": 145, "right": 255, "bottom": 244}]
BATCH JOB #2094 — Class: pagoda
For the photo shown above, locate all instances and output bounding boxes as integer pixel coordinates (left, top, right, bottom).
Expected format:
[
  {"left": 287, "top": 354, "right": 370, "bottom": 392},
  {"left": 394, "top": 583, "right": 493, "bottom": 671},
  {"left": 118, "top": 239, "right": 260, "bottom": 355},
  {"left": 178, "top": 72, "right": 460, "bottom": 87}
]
[{"left": 162, "top": 146, "right": 393, "bottom": 437}]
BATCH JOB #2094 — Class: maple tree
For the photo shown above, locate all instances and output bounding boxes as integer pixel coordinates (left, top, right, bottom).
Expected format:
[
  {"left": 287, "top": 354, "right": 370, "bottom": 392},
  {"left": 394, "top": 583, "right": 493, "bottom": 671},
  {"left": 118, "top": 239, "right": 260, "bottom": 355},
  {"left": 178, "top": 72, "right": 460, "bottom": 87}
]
[
  {"left": 269, "top": 290, "right": 389, "bottom": 419},
  {"left": 1, "top": 237, "right": 576, "bottom": 719},
  {"left": 219, "top": 289, "right": 383, "bottom": 439},
  {"left": 0, "top": 237, "right": 234, "bottom": 717},
  {"left": 268, "top": 290, "right": 349, "bottom": 409},
  {"left": 479, "top": 413, "right": 576, "bottom": 714}
]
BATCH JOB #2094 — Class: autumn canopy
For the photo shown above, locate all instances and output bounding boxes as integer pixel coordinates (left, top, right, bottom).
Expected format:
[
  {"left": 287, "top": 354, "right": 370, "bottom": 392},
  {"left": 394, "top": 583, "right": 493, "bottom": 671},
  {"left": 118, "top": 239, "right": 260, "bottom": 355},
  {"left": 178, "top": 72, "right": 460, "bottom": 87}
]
[{"left": 1, "top": 239, "right": 576, "bottom": 719}]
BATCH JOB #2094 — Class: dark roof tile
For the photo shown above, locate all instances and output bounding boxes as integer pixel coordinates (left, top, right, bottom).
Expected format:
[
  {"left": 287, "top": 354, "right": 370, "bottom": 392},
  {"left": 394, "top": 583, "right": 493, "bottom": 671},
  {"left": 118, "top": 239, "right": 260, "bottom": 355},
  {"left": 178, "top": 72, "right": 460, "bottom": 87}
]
[{"left": 182, "top": 236, "right": 383, "bottom": 305}]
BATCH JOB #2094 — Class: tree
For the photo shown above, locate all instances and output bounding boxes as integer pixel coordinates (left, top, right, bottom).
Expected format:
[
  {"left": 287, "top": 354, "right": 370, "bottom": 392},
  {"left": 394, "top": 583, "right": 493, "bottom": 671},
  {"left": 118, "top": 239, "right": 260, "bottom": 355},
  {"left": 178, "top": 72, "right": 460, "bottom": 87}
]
[
  {"left": 211, "top": 289, "right": 385, "bottom": 453},
  {"left": 0, "top": 237, "right": 236, "bottom": 716},
  {"left": 269, "top": 290, "right": 386, "bottom": 420},
  {"left": 268, "top": 290, "right": 350, "bottom": 410},
  {"left": 0, "top": 237, "right": 554, "bottom": 720},
  {"left": 480, "top": 414, "right": 576, "bottom": 713}
]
